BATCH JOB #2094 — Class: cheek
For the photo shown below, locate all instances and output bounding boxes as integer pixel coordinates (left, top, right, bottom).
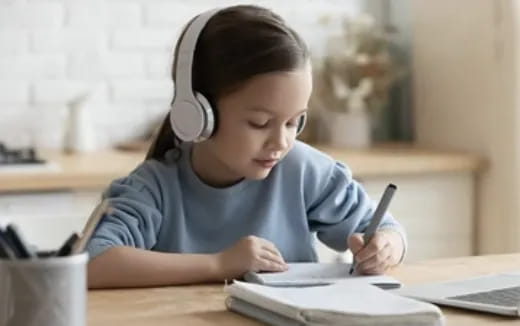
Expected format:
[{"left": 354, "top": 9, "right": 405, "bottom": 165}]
[
  {"left": 284, "top": 136, "right": 296, "bottom": 153},
  {"left": 213, "top": 122, "right": 262, "bottom": 150}
]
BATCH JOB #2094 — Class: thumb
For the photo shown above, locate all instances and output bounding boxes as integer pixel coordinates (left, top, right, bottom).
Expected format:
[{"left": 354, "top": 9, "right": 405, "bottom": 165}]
[{"left": 348, "top": 233, "right": 365, "bottom": 254}]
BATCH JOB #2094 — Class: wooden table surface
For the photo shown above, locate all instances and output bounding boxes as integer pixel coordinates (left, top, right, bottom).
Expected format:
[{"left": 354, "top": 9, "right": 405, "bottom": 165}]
[{"left": 89, "top": 254, "right": 520, "bottom": 325}]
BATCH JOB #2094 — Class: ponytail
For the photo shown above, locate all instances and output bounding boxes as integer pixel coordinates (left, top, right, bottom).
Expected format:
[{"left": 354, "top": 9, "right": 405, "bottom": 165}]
[{"left": 145, "top": 114, "right": 182, "bottom": 161}]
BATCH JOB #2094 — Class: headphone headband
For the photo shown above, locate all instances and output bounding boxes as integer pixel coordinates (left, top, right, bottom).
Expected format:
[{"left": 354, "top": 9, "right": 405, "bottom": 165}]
[
  {"left": 170, "top": 8, "right": 220, "bottom": 142},
  {"left": 174, "top": 8, "right": 221, "bottom": 98}
]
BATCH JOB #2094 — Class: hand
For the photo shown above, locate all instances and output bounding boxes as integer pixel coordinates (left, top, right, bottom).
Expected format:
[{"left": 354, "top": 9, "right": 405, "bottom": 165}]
[
  {"left": 348, "top": 229, "right": 404, "bottom": 275},
  {"left": 215, "top": 235, "right": 288, "bottom": 280}
]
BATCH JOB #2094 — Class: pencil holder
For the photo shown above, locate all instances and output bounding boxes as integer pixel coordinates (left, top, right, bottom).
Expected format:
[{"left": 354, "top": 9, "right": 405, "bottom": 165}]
[{"left": 0, "top": 252, "right": 88, "bottom": 326}]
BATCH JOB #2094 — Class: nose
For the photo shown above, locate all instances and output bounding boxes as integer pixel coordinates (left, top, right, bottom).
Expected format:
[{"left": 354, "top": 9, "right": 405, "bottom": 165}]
[{"left": 266, "top": 126, "right": 290, "bottom": 152}]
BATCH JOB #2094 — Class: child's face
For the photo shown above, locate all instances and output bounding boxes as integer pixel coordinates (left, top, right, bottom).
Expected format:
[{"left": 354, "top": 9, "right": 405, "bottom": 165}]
[{"left": 209, "top": 63, "right": 312, "bottom": 182}]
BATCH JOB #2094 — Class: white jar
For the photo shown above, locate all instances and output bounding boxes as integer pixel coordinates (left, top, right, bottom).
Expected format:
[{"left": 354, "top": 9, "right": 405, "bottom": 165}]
[{"left": 327, "top": 110, "right": 371, "bottom": 148}]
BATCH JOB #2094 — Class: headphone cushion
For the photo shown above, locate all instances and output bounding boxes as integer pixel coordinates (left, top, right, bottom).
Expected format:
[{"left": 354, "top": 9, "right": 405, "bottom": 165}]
[
  {"left": 194, "top": 92, "right": 215, "bottom": 140},
  {"left": 170, "top": 99, "right": 206, "bottom": 142},
  {"left": 297, "top": 112, "right": 307, "bottom": 135}
]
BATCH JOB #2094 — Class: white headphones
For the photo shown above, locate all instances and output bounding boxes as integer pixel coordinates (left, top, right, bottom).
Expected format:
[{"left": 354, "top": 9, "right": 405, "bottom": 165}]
[{"left": 170, "top": 8, "right": 307, "bottom": 142}]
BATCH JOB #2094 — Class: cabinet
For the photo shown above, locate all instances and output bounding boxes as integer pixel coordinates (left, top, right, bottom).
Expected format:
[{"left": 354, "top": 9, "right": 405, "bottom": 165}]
[
  {"left": 315, "top": 171, "right": 475, "bottom": 263},
  {"left": 0, "top": 191, "right": 100, "bottom": 250}
]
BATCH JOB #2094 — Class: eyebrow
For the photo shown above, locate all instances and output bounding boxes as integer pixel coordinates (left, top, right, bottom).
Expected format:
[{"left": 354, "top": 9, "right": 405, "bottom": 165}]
[{"left": 249, "top": 107, "right": 308, "bottom": 116}]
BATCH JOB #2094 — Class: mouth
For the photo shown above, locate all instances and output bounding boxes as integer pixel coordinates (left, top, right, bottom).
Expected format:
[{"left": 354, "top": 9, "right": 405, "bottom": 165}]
[{"left": 253, "top": 158, "right": 279, "bottom": 168}]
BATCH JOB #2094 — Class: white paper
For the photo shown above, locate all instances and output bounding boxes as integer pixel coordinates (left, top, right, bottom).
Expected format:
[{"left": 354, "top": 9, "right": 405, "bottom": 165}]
[{"left": 244, "top": 263, "right": 401, "bottom": 289}]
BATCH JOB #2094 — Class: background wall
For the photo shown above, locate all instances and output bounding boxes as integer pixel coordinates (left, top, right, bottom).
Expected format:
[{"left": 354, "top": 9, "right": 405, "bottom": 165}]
[{"left": 0, "top": 0, "right": 361, "bottom": 150}]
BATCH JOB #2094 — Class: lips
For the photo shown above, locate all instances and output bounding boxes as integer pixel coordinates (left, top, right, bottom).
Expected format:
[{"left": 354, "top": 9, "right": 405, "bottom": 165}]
[{"left": 253, "top": 158, "right": 279, "bottom": 168}]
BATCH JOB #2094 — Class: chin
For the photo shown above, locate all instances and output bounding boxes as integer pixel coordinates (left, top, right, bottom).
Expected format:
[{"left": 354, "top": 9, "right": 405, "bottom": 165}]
[{"left": 244, "top": 168, "right": 272, "bottom": 180}]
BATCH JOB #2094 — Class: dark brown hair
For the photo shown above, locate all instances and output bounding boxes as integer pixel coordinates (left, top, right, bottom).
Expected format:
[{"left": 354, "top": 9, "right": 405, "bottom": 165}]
[{"left": 146, "top": 5, "right": 310, "bottom": 161}]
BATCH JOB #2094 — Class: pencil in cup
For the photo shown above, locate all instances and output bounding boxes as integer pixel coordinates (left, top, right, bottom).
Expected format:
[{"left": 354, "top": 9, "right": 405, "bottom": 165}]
[
  {"left": 349, "top": 184, "right": 397, "bottom": 275},
  {"left": 71, "top": 199, "right": 113, "bottom": 255}
]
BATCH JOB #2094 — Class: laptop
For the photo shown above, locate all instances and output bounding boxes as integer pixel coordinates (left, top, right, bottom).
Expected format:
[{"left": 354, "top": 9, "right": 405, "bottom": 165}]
[{"left": 393, "top": 271, "right": 520, "bottom": 316}]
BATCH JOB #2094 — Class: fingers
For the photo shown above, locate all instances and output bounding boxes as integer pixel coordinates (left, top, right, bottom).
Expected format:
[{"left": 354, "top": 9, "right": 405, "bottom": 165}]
[
  {"left": 347, "top": 233, "right": 364, "bottom": 254},
  {"left": 259, "top": 249, "right": 287, "bottom": 268},
  {"left": 353, "top": 232, "right": 388, "bottom": 263},
  {"left": 247, "top": 236, "right": 288, "bottom": 272},
  {"left": 259, "top": 239, "right": 284, "bottom": 258},
  {"left": 250, "top": 250, "right": 287, "bottom": 272},
  {"left": 352, "top": 232, "right": 396, "bottom": 275},
  {"left": 256, "top": 257, "right": 288, "bottom": 272},
  {"left": 259, "top": 239, "right": 287, "bottom": 265},
  {"left": 356, "top": 244, "right": 393, "bottom": 274}
]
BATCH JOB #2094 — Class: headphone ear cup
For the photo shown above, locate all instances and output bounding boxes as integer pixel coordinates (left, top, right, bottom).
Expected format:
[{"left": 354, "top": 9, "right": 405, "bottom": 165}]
[
  {"left": 194, "top": 92, "right": 215, "bottom": 141},
  {"left": 296, "top": 112, "right": 307, "bottom": 136},
  {"left": 170, "top": 99, "right": 205, "bottom": 143}
]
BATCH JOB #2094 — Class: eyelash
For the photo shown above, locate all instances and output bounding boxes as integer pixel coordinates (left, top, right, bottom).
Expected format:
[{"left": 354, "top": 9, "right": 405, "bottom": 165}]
[
  {"left": 248, "top": 119, "right": 299, "bottom": 129},
  {"left": 248, "top": 121, "right": 269, "bottom": 129}
]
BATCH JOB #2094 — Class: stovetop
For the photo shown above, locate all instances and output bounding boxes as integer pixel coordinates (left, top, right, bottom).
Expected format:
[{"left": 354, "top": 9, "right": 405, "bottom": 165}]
[{"left": 0, "top": 143, "right": 46, "bottom": 165}]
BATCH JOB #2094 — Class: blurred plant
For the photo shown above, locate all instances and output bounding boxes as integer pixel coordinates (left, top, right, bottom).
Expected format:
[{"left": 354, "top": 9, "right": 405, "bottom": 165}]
[{"left": 310, "top": 14, "right": 407, "bottom": 119}]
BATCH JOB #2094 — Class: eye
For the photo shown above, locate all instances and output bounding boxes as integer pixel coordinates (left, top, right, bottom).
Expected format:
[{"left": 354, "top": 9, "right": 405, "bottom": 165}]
[{"left": 248, "top": 120, "right": 269, "bottom": 129}]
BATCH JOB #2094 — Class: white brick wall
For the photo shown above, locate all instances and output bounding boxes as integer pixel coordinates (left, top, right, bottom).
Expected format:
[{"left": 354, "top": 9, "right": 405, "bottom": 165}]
[
  {"left": 31, "top": 30, "right": 107, "bottom": 53},
  {"left": 0, "top": 0, "right": 361, "bottom": 149},
  {"left": 0, "top": 3, "right": 64, "bottom": 28},
  {"left": 0, "top": 82, "right": 29, "bottom": 104},
  {"left": 0, "top": 31, "right": 28, "bottom": 54}
]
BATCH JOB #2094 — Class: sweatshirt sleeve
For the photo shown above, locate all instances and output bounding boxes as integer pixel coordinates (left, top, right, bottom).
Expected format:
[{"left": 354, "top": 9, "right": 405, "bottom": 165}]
[
  {"left": 86, "top": 161, "right": 164, "bottom": 260},
  {"left": 306, "top": 161, "right": 407, "bottom": 257}
]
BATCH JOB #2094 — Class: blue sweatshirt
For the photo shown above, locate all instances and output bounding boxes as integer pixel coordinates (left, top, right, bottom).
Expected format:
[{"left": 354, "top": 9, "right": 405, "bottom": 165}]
[{"left": 87, "top": 141, "right": 406, "bottom": 262}]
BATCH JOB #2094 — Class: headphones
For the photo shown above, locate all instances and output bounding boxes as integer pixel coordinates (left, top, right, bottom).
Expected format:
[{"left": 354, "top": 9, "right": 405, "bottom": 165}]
[{"left": 170, "top": 8, "right": 306, "bottom": 143}]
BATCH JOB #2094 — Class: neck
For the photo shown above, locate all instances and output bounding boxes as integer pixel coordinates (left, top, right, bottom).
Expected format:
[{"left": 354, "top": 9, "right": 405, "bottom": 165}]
[{"left": 191, "top": 143, "right": 243, "bottom": 188}]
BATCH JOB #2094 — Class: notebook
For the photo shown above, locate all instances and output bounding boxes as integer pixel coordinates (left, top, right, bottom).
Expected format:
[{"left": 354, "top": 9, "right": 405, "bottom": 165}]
[
  {"left": 225, "top": 280, "right": 444, "bottom": 326},
  {"left": 244, "top": 263, "right": 402, "bottom": 289}
]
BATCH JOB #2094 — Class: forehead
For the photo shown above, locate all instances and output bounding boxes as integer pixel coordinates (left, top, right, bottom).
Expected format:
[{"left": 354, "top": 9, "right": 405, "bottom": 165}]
[{"left": 218, "top": 65, "right": 313, "bottom": 115}]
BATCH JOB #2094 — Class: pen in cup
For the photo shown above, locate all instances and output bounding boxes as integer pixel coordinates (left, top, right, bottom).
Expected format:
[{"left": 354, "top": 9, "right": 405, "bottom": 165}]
[
  {"left": 55, "top": 232, "right": 80, "bottom": 257},
  {"left": 0, "top": 233, "right": 16, "bottom": 259},
  {"left": 1, "top": 224, "right": 36, "bottom": 259},
  {"left": 349, "top": 183, "right": 397, "bottom": 275}
]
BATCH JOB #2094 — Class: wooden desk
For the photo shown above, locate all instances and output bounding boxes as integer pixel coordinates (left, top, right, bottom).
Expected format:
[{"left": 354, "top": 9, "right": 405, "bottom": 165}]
[{"left": 89, "top": 254, "right": 520, "bottom": 325}]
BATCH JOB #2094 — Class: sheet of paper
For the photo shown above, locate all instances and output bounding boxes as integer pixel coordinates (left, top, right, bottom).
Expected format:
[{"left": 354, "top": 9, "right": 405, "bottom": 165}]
[{"left": 244, "top": 263, "right": 401, "bottom": 289}]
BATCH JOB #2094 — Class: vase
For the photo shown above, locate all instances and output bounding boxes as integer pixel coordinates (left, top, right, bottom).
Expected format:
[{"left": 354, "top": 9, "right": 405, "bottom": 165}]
[
  {"left": 64, "top": 93, "right": 97, "bottom": 153},
  {"left": 327, "top": 111, "right": 371, "bottom": 148}
]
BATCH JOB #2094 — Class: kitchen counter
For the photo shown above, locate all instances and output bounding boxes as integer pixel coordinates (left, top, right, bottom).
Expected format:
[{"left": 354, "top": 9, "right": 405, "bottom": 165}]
[
  {"left": 0, "top": 150, "right": 145, "bottom": 193},
  {"left": 0, "top": 144, "right": 484, "bottom": 192}
]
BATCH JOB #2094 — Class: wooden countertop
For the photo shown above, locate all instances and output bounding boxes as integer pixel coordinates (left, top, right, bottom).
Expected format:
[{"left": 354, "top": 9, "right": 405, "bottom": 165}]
[
  {"left": 0, "top": 143, "right": 484, "bottom": 192},
  {"left": 0, "top": 150, "right": 146, "bottom": 192},
  {"left": 317, "top": 144, "right": 483, "bottom": 176},
  {"left": 88, "top": 254, "right": 520, "bottom": 326}
]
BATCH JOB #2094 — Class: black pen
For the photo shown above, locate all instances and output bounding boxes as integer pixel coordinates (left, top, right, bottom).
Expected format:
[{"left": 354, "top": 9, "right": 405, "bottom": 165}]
[
  {"left": 0, "top": 233, "right": 16, "bottom": 259},
  {"left": 0, "top": 226, "right": 21, "bottom": 258},
  {"left": 55, "top": 232, "right": 80, "bottom": 257},
  {"left": 4, "top": 224, "right": 36, "bottom": 258},
  {"left": 350, "top": 184, "right": 397, "bottom": 275}
]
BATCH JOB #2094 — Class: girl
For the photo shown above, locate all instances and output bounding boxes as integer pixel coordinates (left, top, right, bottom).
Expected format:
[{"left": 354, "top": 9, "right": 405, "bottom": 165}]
[{"left": 87, "top": 5, "right": 406, "bottom": 288}]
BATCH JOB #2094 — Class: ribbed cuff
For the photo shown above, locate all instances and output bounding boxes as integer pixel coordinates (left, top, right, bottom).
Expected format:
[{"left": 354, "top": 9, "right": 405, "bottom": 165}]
[{"left": 86, "top": 241, "right": 114, "bottom": 261}]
